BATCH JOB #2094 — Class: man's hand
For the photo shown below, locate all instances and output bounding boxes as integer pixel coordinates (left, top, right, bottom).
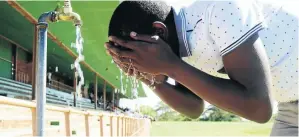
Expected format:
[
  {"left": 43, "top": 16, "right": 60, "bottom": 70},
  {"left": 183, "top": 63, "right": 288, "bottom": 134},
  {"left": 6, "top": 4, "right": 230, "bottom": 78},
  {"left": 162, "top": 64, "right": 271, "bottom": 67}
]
[
  {"left": 116, "top": 62, "right": 167, "bottom": 86},
  {"left": 105, "top": 46, "right": 167, "bottom": 85},
  {"left": 104, "top": 40, "right": 204, "bottom": 119},
  {"left": 106, "top": 32, "right": 180, "bottom": 75}
]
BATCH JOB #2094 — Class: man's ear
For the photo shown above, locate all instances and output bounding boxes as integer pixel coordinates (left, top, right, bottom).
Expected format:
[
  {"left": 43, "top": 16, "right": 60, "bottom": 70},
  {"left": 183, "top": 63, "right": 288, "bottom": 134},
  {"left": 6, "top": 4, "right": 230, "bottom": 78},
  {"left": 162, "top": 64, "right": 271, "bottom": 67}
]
[{"left": 152, "top": 21, "right": 169, "bottom": 40}]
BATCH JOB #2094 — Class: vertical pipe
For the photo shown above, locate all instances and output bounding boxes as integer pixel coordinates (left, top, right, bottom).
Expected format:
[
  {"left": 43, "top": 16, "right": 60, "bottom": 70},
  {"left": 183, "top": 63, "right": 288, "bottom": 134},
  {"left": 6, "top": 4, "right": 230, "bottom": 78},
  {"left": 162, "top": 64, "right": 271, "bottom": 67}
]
[
  {"left": 35, "top": 23, "right": 48, "bottom": 136},
  {"left": 112, "top": 89, "right": 115, "bottom": 111},
  {"left": 94, "top": 75, "right": 98, "bottom": 109},
  {"left": 32, "top": 25, "right": 37, "bottom": 100},
  {"left": 73, "top": 69, "right": 77, "bottom": 107},
  {"left": 116, "top": 89, "right": 119, "bottom": 107},
  {"left": 74, "top": 92, "right": 77, "bottom": 107},
  {"left": 103, "top": 81, "right": 106, "bottom": 110},
  {"left": 13, "top": 46, "right": 18, "bottom": 81}
]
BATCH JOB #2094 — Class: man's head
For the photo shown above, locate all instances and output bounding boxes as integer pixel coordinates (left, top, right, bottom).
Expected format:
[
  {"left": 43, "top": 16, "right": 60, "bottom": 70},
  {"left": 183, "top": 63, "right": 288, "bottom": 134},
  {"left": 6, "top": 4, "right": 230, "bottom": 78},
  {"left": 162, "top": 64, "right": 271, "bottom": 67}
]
[{"left": 108, "top": 1, "right": 179, "bottom": 55}]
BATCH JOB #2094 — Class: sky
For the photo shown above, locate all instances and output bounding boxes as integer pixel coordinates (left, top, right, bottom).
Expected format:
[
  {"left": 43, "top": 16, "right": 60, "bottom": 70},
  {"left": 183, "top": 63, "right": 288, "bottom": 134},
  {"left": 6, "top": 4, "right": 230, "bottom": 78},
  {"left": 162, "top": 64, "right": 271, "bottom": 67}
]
[{"left": 119, "top": 0, "right": 299, "bottom": 114}]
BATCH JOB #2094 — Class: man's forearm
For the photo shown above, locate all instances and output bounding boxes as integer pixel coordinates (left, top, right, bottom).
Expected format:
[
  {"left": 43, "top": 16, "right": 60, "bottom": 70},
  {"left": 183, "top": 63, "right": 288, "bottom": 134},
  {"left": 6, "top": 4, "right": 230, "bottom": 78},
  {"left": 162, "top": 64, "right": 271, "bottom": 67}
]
[
  {"left": 166, "top": 60, "right": 271, "bottom": 122},
  {"left": 151, "top": 82, "right": 204, "bottom": 118}
]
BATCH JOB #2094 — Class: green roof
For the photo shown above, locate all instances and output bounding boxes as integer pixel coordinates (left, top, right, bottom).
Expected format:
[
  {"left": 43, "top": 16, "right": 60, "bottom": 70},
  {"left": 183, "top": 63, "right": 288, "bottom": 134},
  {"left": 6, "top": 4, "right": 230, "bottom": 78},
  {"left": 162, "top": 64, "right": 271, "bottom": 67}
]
[{"left": 0, "top": 1, "right": 146, "bottom": 98}]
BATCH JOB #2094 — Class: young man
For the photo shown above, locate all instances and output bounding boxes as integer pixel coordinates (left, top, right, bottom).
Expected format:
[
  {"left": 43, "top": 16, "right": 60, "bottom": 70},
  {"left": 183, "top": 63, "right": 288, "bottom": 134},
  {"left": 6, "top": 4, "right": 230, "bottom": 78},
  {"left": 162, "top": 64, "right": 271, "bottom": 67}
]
[{"left": 104, "top": 0, "right": 298, "bottom": 136}]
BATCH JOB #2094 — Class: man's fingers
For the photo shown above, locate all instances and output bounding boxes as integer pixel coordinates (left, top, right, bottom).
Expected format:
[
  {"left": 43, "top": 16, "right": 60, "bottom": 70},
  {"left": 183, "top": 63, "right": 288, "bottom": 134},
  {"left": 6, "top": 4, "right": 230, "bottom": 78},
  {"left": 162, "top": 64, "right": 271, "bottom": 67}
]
[
  {"left": 108, "top": 46, "right": 137, "bottom": 59},
  {"left": 122, "top": 66, "right": 134, "bottom": 76},
  {"left": 139, "top": 77, "right": 151, "bottom": 85},
  {"left": 112, "top": 56, "right": 139, "bottom": 77},
  {"left": 112, "top": 56, "right": 132, "bottom": 65},
  {"left": 130, "top": 32, "right": 159, "bottom": 43},
  {"left": 117, "top": 63, "right": 134, "bottom": 76},
  {"left": 104, "top": 42, "right": 111, "bottom": 49},
  {"left": 109, "top": 36, "right": 138, "bottom": 50},
  {"left": 106, "top": 50, "right": 111, "bottom": 56}
]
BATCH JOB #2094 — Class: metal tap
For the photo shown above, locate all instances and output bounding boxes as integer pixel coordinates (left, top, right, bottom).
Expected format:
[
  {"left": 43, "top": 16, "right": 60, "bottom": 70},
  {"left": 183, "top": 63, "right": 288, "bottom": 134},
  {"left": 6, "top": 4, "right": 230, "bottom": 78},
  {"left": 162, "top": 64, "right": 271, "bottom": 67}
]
[
  {"left": 57, "top": 11, "right": 82, "bottom": 26},
  {"left": 54, "top": 1, "right": 82, "bottom": 26},
  {"left": 37, "top": 1, "right": 82, "bottom": 26}
]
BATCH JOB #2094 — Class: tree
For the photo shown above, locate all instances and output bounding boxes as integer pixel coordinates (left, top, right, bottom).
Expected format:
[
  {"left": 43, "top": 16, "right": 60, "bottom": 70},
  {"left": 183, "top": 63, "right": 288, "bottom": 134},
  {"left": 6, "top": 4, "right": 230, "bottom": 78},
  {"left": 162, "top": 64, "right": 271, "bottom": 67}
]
[
  {"left": 177, "top": 113, "right": 193, "bottom": 121},
  {"left": 200, "top": 105, "right": 241, "bottom": 122},
  {"left": 155, "top": 101, "right": 180, "bottom": 121},
  {"left": 153, "top": 102, "right": 241, "bottom": 122},
  {"left": 155, "top": 101, "right": 172, "bottom": 114},
  {"left": 139, "top": 105, "right": 157, "bottom": 118}
]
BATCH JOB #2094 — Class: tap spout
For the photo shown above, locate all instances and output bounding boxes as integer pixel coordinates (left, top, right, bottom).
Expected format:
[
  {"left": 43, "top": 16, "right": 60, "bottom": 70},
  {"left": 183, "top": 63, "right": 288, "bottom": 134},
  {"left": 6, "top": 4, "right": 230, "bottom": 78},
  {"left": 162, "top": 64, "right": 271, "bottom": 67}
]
[{"left": 57, "top": 11, "right": 82, "bottom": 26}]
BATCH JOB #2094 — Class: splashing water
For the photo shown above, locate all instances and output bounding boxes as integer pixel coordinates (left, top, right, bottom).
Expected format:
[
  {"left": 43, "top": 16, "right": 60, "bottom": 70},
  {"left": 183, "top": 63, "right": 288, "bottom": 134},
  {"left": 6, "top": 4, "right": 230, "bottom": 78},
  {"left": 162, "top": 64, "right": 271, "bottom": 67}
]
[
  {"left": 71, "top": 25, "right": 84, "bottom": 96},
  {"left": 114, "top": 59, "right": 156, "bottom": 99},
  {"left": 120, "top": 70, "right": 124, "bottom": 94}
]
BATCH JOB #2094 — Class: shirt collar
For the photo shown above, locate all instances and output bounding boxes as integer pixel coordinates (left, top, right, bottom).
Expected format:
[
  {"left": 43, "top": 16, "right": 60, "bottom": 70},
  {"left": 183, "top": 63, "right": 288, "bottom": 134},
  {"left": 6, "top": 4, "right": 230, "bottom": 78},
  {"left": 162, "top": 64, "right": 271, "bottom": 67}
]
[{"left": 172, "top": 6, "right": 192, "bottom": 58}]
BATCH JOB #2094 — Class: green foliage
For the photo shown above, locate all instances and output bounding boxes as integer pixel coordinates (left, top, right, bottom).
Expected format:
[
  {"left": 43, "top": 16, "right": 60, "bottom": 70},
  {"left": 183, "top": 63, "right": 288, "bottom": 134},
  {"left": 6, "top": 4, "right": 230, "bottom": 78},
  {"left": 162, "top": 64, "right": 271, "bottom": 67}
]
[
  {"left": 177, "top": 114, "right": 193, "bottom": 121},
  {"left": 139, "top": 105, "right": 157, "bottom": 118},
  {"left": 157, "top": 112, "right": 176, "bottom": 121},
  {"left": 153, "top": 101, "right": 241, "bottom": 122},
  {"left": 200, "top": 106, "right": 241, "bottom": 122},
  {"left": 155, "top": 102, "right": 172, "bottom": 113}
]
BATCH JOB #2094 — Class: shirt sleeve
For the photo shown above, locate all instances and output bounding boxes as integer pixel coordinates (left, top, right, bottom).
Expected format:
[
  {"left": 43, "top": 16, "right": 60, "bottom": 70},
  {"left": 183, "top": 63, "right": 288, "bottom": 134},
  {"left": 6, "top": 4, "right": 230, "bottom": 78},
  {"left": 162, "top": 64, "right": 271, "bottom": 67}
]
[{"left": 208, "top": 0, "right": 265, "bottom": 56}]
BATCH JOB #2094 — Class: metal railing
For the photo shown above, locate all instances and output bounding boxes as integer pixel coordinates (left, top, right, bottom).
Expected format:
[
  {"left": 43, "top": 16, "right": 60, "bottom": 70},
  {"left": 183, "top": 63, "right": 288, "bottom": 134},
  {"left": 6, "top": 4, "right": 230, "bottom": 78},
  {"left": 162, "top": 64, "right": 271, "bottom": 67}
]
[
  {"left": 15, "top": 70, "right": 74, "bottom": 94},
  {"left": 0, "top": 77, "right": 94, "bottom": 109},
  {"left": 48, "top": 80, "right": 74, "bottom": 93},
  {"left": 0, "top": 96, "right": 151, "bottom": 136}
]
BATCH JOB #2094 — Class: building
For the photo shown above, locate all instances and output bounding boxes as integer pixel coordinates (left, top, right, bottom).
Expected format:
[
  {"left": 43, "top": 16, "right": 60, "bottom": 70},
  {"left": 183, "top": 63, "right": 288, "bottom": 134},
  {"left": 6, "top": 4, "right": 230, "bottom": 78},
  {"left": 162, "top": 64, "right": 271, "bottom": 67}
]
[
  {"left": 0, "top": 1, "right": 150, "bottom": 136},
  {"left": 0, "top": 0, "right": 147, "bottom": 109}
]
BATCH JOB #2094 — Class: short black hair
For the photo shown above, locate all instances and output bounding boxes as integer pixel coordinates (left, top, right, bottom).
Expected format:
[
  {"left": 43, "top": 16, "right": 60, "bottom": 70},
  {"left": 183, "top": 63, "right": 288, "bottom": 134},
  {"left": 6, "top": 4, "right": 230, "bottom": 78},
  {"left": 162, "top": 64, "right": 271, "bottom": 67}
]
[{"left": 108, "top": 0, "right": 171, "bottom": 40}]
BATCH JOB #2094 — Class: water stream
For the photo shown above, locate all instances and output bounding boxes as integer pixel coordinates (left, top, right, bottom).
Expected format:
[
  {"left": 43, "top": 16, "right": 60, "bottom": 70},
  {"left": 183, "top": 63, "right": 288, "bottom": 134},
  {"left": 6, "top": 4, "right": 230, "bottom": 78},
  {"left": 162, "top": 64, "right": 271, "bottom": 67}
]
[
  {"left": 71, "top": 25, "right": 84, "bottom": 96},
  {"left": 118, "top": 66, "right": 146, "bottom": 99}
]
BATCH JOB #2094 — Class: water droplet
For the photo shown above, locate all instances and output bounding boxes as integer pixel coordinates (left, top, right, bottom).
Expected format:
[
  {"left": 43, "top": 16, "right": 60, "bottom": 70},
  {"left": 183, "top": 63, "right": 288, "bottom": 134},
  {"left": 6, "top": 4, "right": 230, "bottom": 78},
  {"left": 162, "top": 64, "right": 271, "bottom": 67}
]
[{"left": 72, "top": 26, "right": 85, "bottom": 96}]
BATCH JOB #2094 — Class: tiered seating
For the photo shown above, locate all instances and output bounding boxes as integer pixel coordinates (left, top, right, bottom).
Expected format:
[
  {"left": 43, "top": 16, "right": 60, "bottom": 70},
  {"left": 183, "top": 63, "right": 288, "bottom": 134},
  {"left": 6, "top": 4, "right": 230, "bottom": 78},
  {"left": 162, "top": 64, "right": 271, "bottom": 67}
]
[{"left": 0, "top": 77, "right": 94, "bottom": 109}]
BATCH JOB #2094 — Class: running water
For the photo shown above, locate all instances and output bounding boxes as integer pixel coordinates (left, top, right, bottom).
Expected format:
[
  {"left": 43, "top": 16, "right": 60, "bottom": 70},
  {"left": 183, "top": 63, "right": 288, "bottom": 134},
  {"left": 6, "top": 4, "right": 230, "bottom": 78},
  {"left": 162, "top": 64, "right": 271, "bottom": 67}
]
[
  {"left": 113, "top": 54, "right": 156, "bottom": 98},
  {"left": 118, "top": 65, "right": 138, "bottom": 98},
  {"left": 117, "top": 66, "right": 152, "bottom": 99},
  {"left": 71, "top": 25, "right": 84, "bottom": 96},
  {"left": 120, "top": 69, "right": 124, "bottom": 94}
]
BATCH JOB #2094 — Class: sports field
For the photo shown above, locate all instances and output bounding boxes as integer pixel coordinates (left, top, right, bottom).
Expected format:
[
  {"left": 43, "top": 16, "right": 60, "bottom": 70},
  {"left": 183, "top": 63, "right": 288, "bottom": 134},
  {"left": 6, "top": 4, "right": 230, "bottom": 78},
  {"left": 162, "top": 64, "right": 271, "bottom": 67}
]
[{"left": 150, "top": 122, "right": 273, "bottom": 136}]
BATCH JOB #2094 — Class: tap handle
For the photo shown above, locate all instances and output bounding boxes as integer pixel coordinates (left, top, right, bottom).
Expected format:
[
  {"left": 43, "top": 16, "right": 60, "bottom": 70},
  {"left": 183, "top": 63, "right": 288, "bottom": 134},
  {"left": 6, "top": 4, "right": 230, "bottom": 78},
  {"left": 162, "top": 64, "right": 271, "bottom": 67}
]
[
  {"left": 54, "top": 2, "right": 62, "bottom": 13},
  {"left": 64, "top": 0, "right": 73, "bottom": 14}
]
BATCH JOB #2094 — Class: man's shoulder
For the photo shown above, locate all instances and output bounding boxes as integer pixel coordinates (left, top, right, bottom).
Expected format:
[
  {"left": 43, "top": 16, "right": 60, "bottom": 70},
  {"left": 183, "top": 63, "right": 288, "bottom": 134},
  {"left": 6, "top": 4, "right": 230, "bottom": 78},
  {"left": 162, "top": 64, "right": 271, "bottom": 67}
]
[{"left": 170, "top": 0, "right": 212, "bottom": 11}]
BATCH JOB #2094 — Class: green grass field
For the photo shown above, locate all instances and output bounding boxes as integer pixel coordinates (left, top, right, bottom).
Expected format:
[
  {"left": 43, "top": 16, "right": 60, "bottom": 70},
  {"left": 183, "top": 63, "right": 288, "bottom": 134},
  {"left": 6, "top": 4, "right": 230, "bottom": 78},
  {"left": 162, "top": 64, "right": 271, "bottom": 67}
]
[{"left": 150, "top": 122, "right": 273, "bottom": 136}]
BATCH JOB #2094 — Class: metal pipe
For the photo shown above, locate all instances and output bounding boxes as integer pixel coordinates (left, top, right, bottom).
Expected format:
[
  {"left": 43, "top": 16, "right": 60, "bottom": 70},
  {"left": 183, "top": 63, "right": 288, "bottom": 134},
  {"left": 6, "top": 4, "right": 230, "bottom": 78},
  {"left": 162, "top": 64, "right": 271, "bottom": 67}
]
[
  {"left": 35, "top": 2, "right": 82, "bottom": 136},
  {"left": 35, "top": 12, "right": 55, "bottom": 136}
]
